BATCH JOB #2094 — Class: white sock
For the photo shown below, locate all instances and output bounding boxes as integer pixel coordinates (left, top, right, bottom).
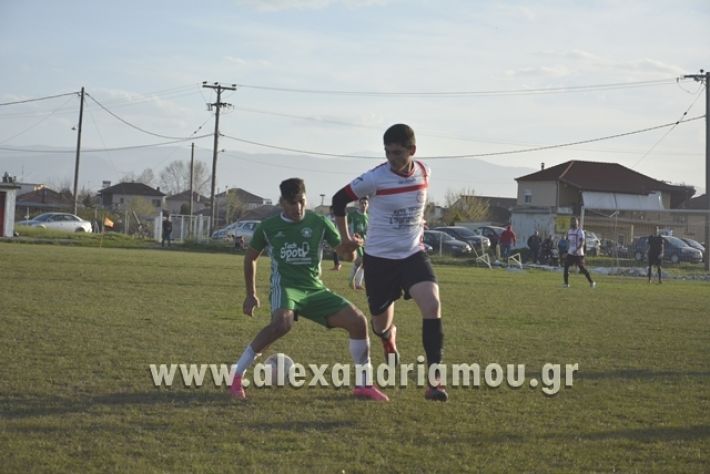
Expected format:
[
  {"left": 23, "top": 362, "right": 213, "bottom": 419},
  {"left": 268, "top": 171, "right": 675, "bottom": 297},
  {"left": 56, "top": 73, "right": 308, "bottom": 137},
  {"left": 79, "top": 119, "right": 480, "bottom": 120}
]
[
  {"left": 234, "top": 345, "right": 257, "bottom": 377},
  {"left": 354, "top": 267, "right": 365, "bottom": 287},
  {"left": 349, "top": 338, "right": 372, "bottom": 387}
]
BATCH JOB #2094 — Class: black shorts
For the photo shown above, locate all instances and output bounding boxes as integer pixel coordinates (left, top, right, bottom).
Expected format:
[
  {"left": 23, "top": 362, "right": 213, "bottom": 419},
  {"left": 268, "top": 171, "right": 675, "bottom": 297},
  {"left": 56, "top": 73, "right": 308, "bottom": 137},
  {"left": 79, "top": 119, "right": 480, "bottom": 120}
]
[
  {"left": 362, "top": 251, "right": 437, "bottom": 315},
  {"left": 565, "top": 254, "right": 586, "bottom": 267},
  {"left": 648, "top": 254, "right": 663, "bottom": 266}
]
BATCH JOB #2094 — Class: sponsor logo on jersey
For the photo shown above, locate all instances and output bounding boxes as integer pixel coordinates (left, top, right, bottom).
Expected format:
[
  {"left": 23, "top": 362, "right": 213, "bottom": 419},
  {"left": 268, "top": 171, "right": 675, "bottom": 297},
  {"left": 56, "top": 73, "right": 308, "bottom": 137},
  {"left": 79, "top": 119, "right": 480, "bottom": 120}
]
[
  {"left": 301, "top": 227, "right": 313, "bottom": 238},
  {"left": 280, "top": 242, "right": 311, "bottom": 263}
]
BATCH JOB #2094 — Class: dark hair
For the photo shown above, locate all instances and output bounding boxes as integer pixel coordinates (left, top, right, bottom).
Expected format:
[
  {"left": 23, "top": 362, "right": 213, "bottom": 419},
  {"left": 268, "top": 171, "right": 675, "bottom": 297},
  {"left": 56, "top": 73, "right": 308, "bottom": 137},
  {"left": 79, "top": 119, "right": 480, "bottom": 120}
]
[
  {"left": 280, "top": 178, "right": 306, "bottom": 201},
  {"left": 383, "top": 123, "right": 415, "bottom": 148}
]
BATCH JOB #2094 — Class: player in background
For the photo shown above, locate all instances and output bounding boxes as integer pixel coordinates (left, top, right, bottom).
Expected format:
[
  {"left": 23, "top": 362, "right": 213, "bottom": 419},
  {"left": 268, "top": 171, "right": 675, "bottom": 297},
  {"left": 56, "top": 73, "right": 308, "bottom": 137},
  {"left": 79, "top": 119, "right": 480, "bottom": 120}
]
[
  {"left": 647, "top": 228, "right": 664, "bottom": 284},
  {"left": 331, "top": 124, "right": 448, "bottom": 402},
  {"left": 563, "top": 217, "right": 596, "bottom": 288},
  {"left": 348, "top": 196, "right": 369, "bottom": 290},
  {"left": 229, "top": 178, "right": 388, "bottom": 402}
]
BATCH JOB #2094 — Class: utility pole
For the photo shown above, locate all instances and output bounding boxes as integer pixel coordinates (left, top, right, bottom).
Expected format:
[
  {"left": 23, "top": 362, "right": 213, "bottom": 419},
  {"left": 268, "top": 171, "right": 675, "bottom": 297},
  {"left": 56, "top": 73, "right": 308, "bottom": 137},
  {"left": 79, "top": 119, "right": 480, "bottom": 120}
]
[
  {"left": 203, "top": 81, "right": 236, "bottom": 233},
  {"left": 683, "top": 70, "right": 710, "bottom": 271},
  {"left": 189, "top": 143, "right": 195, "bottom": 217},
  {"left": 72, "top": 87, "right": 85, "bottom": 215}
]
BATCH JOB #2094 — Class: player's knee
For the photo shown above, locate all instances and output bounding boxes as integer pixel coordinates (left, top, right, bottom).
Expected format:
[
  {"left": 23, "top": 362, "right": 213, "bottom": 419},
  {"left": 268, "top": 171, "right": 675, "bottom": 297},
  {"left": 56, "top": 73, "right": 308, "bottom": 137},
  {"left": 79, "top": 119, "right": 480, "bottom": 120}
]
[
  {"left": 416, "top": 295, "right": 440, "bottom": 318},
  {"left": 270, "top": 314, "right": 294, "bottom": 335}
]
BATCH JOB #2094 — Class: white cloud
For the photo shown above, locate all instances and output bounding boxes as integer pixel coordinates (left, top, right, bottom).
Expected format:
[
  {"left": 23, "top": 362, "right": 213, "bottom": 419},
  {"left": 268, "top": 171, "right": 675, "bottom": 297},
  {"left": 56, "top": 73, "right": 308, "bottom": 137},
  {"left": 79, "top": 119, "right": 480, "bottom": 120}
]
[
  {"left": 505, "top": 65, "right": 571, "bottom": 78},
  {"left": 234, "top": 0, "right": 388, "bottom": 12},
  {"left": 619, "top": 59, "right": 685, "bottom": 76},
  {"left": 495, "top": 4, "right": 537, "bottom": 21},
  {"left": 536, "top": 49, "right": 684, "bottom": 77},
  {"left": 224, "top": 56, "right": 248, "bottom": 65}
]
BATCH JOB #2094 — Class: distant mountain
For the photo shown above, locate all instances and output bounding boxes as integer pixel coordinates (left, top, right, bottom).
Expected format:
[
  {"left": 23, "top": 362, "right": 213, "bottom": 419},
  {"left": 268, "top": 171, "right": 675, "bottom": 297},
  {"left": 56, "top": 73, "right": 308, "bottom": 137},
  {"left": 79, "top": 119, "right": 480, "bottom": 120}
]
[{"left": 0, "top": 146, "right": 535, "bottom": 204}]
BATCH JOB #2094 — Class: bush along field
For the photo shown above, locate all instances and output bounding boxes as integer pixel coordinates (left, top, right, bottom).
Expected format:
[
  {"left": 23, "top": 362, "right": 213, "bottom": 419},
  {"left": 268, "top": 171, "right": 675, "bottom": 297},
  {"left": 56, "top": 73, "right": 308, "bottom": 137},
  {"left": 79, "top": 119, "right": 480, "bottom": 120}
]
[{"left": 1, "top": 243, "right": 708, "bottom": 472}]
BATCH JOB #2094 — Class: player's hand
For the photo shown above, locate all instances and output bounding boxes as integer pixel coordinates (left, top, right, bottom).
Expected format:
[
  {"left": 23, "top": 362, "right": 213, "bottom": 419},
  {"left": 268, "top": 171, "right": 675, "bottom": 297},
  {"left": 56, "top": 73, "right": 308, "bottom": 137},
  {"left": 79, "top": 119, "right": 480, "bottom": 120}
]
[
  {"left": 243, "top": 294, "right": 260, "bottom": 317},
  {"left": 338, "top": 234, "right": 363, "bottom": 252},
  {"left": 335, "top": 235, "right": 363, "bottom": 262}
]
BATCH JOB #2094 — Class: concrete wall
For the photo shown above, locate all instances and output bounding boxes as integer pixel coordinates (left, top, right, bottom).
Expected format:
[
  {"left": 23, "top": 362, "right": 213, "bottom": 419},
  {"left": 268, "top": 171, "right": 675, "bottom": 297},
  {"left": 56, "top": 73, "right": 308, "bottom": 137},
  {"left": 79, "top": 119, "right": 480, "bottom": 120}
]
[
  {"left": 511, "top": 211, "right": 558, "bottom": 249},
  {"left": 517, "top": 181, "right": 557, "bottom": 207}
]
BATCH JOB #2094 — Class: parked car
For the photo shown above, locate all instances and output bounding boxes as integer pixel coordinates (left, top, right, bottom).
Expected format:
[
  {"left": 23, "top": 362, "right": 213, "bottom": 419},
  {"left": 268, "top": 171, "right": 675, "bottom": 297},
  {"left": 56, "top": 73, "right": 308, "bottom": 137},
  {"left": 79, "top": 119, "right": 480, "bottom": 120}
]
[
  {"left": 432, "top": 226, "right": 490, "bottom": 253},
  {"left": 423, "top": 230, "right": 472, "bottom": 256},
  {"left": 681, "top": 237, "right": 705, "bottom": 254},
  {"left": 211, "top": 222, "right": 240, "bottom": 240},
  {"left": 212, "top": 219, "right": 260, "bottom": 243},
  {"left": 17, "top": 212, "right": 92, "bottom": 232},
  {"left": 632, "top": 235, "right": 703, "bottom": 264},
  {"left": 601, "top": 239, "right": 629, "bottom": 258},
  {"left": 472, "top": 226, "right": 506, "bottom": 249},
  {"left": 585, "top": 231, "right": 601, "bottom": 256}
]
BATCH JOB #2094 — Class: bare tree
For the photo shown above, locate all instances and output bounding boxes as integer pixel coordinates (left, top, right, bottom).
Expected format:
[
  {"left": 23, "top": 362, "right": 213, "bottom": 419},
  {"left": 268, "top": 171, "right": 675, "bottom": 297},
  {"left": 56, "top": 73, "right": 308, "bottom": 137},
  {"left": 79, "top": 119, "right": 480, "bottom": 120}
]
[
  {"left": 224, "top": 189, "right": 248, "bottom": 224},
  {"left": 442, "top": 188, "right": 489, "bottom": 225},
  {"left": 121, "top": 168, "right": 155, "bottom": 186},
  {"left": 158, "top": 160, "right": 210, "bottom": 196},
  {"left": 46, "top": 177, "right": 73, "bottom": 193}
]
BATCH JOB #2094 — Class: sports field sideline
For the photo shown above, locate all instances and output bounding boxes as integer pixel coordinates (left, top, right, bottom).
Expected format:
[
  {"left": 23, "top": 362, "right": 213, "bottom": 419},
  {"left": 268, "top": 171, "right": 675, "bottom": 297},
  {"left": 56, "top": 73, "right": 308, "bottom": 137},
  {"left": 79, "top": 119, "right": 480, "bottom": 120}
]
[{"left": 1, "top": 243, "right": 708, "bottom": 472}]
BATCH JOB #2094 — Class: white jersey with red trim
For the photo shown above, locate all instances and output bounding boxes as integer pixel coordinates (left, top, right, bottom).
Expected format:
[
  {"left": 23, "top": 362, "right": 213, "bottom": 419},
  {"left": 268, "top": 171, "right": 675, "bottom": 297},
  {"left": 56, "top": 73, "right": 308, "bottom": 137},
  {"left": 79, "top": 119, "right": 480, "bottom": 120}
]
[
  {"left": 346, "top": 161, "right": 429, "bottom": 259},
  {"left": 566, "top": 227, "right": 585, "bottom": 256}
]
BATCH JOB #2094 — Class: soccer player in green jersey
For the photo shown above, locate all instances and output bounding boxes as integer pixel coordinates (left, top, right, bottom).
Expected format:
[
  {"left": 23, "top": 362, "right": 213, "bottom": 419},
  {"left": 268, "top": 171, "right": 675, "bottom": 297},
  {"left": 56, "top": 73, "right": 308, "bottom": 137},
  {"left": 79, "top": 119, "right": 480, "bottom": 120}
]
[
  {"left": 229, "top": 178, "right": 388, "bottom": 401},
  {"left": 348, "top": 197, "right": 368, "bottom": 289}
]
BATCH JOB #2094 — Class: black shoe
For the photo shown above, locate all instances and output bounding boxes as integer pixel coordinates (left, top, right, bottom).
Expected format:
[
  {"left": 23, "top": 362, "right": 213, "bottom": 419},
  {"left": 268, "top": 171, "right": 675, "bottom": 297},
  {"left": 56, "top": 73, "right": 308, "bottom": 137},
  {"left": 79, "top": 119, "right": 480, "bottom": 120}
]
[{"left": 424, "top": 385, "right": 448, "bottom": 402}]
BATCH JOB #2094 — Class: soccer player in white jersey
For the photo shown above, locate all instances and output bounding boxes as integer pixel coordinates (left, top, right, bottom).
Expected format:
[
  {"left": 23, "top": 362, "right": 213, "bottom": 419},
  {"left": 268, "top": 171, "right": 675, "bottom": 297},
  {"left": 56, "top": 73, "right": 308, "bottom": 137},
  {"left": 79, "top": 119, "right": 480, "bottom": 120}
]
[
  {"left": 229, "top": 178, "right": 388, "bottom": 401},
  {"left": 331, "top": 124, "right": 448, "bottom": 402},
  {"left": 563, "top": 217, "right": 596, "bottom": 288}
]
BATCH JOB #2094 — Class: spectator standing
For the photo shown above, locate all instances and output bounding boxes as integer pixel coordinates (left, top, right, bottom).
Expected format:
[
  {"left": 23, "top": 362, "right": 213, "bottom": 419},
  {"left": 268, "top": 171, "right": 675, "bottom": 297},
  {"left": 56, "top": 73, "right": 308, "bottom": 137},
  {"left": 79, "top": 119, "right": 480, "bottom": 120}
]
[{"left": 499, "top": 225, "right": 517, "bottom": 260}]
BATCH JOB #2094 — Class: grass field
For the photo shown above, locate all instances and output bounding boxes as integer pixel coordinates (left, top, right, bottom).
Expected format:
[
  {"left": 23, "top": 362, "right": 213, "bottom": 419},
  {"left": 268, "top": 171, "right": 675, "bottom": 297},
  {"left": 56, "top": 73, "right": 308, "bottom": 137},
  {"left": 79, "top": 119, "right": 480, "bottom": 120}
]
[{"left": 1, "top": 243, "right": 708, "bottom": 472}]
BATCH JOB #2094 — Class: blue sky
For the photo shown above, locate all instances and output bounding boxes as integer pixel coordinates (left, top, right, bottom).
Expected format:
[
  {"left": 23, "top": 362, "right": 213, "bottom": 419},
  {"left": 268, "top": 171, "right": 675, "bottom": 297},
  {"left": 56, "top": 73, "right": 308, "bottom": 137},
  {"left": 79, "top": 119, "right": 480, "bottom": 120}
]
[{"left": 1, "top": 0, "right": 709, "bottom": 203}]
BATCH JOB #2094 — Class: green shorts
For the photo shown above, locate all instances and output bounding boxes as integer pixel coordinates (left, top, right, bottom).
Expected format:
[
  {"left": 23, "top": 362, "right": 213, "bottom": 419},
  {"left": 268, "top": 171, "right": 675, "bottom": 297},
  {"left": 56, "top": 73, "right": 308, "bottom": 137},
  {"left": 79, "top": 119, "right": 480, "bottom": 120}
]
[{"left": 270, "top": 286, "right": 351, "bottom": 327}]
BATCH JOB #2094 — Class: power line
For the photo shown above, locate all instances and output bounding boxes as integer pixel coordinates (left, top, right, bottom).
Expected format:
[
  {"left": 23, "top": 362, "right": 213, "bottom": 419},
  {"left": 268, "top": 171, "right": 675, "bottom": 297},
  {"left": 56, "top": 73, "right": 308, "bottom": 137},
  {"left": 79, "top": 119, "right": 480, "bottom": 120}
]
[
  {"left": 235, "top": 78, "right": 683, "bottom": 97},
  {"left": 0, "top": 95, "right": 76, "bottom": 144},
  {"left": 0, "top": 92, "right": 78, "bottom": 107},
  {"left": 220, "top": 116, "right": 704, "bottom": 160},
  {"left": 232, "top": 105, "right": 703, "bottom": 157},
  {"left": 631, "top": 83, "right": 706, "bottom": 169},
  {"left": 0, "top": 134, "right": 212, "bottom": 154},
  {"left": 85, "top": 92, "right": 209, "bottom": 140}
]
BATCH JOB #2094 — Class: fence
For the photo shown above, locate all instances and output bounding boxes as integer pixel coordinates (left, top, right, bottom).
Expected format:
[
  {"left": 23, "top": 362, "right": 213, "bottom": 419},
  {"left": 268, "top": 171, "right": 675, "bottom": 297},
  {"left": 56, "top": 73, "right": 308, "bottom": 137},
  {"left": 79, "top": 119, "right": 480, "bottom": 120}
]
[
  {"left": 579, "top": 207, "right": 709, "bottom": 267},
  {"left": 153, "top": 214, "right": 211, "bottom": 242}
]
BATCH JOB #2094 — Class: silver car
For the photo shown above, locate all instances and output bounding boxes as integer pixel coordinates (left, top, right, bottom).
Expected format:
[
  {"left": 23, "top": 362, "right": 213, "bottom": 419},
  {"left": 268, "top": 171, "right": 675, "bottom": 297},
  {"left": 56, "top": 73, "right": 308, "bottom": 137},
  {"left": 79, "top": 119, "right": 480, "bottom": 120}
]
[{"left": 18, "top": 212, "right": 92, "bottom": 232}]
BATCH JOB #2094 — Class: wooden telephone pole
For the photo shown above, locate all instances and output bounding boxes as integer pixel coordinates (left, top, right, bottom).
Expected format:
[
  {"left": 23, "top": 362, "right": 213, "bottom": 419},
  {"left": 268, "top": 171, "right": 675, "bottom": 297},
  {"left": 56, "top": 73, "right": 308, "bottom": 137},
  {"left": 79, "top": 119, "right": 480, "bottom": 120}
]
[
  {"left": 202, "top": 82, "right": 236, "bottom": 234},
  {"left": 682, "top": 70, "right": 709, "bottom": 271}
]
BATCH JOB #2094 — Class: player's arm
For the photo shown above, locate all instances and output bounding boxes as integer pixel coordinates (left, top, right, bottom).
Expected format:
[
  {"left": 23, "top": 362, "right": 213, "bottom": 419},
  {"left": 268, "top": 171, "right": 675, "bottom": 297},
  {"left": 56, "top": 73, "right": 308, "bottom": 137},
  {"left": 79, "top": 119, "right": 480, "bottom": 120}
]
[
  {"left": 243, "top": 246, "right": 262, "bottom": 317},
  {"left": 332, "top": 186, "right": 361, "bottom": 257},
  {"left": 577, "top": 231, "right": 585, "bottom": 255}
]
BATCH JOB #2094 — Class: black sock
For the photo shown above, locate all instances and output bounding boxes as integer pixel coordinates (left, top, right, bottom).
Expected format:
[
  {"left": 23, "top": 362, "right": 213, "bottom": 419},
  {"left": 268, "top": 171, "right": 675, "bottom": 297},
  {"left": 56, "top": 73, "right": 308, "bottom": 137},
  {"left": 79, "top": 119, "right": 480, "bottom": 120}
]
[{"left": 423, "top": 319, "right": 444, "bottom": 366}]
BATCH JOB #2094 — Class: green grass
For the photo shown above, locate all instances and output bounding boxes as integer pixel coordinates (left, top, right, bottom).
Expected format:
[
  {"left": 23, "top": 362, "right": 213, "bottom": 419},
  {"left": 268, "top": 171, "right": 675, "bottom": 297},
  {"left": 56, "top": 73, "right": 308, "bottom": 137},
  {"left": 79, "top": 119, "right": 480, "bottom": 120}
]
[{"left": 1, "top": 243, "right": 708, "bottom": 472}]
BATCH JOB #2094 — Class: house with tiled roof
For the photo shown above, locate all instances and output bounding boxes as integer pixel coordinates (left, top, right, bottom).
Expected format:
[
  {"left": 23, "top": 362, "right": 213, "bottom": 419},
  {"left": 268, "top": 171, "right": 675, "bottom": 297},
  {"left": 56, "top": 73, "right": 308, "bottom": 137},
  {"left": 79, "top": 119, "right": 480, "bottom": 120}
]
[
  {"left": 15, "top": 187, "right": 74, "bottom": 217},
  {"left": 515, "top": 160, "right": 694, "bottom": 212},
  {"left": 680, "top": 193, "right": 708, "bottom": 210},
  {"left": 511, "top": 160, "right": 696, "bottom": 247},
  {"left": 98, "top": 182, "right": 166, "bottom": 211},
  {"left": 215, "top": 188, "right": 271, "bottom": 208},
  {"left": 213, "top": 188, "right": 272, "bottom": 226},
  {"left": 165, "top": 190, "right": 209, "bottom": 215}
]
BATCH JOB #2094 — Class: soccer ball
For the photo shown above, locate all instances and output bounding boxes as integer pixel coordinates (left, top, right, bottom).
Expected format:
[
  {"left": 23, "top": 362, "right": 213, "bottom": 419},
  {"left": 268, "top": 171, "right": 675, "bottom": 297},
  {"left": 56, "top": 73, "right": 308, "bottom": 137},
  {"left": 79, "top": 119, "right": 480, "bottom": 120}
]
[{"left": 263, "top": 353, "right": 295, "bottom": 386}]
